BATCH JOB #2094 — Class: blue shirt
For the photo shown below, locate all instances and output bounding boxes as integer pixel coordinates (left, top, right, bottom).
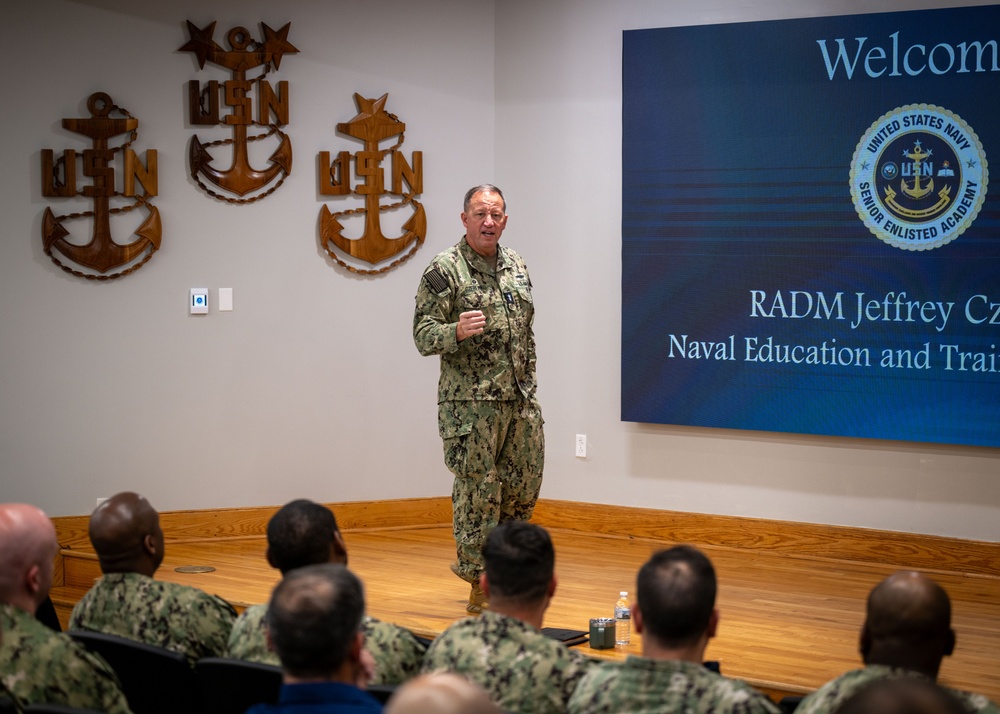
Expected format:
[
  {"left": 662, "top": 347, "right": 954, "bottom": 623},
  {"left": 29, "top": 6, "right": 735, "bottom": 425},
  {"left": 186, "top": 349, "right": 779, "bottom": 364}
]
[{"left": 246, "top": 681, "right": 383, "bottom": 714}]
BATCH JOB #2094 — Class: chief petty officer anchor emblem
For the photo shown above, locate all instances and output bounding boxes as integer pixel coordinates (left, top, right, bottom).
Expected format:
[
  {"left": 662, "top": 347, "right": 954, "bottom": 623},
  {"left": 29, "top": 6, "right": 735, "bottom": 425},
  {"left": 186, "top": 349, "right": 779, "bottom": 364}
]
[
  {"left": 318, "top": 93, "right": 426, "bottom": 275},
  {"left": 850, "top": 103, "right": 988, "bottom": 251},
  {"left": 179, "top": 21, "right": 298, "bottom": 203},
  {"left": 41, "top": 92, "right": 161, "bottom": 280}
]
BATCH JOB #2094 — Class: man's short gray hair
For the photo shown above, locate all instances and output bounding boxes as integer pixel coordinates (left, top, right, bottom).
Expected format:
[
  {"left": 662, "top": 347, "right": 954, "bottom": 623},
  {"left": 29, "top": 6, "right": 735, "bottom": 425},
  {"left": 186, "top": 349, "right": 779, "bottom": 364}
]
[{"left": 463, "top": 185, "right": 506, "bottom": 213}]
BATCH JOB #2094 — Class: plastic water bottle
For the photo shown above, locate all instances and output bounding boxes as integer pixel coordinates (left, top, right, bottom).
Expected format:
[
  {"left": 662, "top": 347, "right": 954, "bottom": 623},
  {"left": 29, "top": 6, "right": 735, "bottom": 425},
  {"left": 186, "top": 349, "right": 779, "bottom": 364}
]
[{"left": 614, "top": 591, "right": 631, "bottom": 646}]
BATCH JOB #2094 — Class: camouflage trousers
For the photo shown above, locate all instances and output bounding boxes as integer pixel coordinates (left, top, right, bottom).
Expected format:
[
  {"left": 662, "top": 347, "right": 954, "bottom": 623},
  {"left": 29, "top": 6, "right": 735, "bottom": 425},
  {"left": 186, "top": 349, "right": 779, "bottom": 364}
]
[{"left": 439, "top": 398, "right": 544, "bottom": 583}]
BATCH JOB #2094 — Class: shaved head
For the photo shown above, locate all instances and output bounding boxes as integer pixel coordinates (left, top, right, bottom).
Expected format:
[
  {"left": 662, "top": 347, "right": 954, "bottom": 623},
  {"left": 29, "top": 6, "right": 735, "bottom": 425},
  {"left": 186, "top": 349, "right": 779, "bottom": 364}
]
[
  {"left": 89, "top": 492, "right": 164, "bottom": 575},
  {"left": 0, "top": 504, "right": 59, "bottom": 611},
  {"left": 384, "top": 673, "right": 501, "bottom": 714},
  {"left": 867, "top": 571, "right": 951, "bottom": 640},
  {"left": 862, "top": 571, "right": 955, "bottom": 678},
  {"left": 837, "top": 677, "right": 968, "bottom": 714}
]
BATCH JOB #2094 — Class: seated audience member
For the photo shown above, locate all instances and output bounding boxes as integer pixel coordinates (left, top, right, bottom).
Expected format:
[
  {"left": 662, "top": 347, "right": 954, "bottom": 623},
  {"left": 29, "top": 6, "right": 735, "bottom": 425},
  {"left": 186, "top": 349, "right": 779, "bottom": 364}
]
[
  {"left": 421, "top": 520, "right": 592, "bottom": 714},
  {"left": 246, "top": 563, "right": 383, "bottom": 714},
  {"left": 69, "top": 491, "right": 236, "bottom": 665},
  {"left": 835, "top": 678, "right": 970, "bottom": 714},
  {"left": 797, "top": 571, "right": 999, "bottom": 714},
  {"left": 228, "top": 499, "right": 425, "bottom": 685},
  {"left": 383, "top": 672, "right": 500, "bottom": 714},
  {"left": 568, "top": 545, "right": 778, "bottom": 714},
  {"left": 0, "top": 503, "right": 132, "bottom": 713}
]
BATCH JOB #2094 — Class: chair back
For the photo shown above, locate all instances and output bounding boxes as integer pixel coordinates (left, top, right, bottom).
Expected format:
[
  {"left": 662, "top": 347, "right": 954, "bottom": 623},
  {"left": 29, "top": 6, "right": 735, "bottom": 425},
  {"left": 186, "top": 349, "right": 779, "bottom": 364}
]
[
  {"left": 779, "top": 695, "right": 805, "bottom": 714},
  {"left": 194, "top": 657, "right": 282, "bottom": 714},
  {"left": 367, "top": 684, "right": 397, "bottom": 704},
  {"left": 68, "top": 630, "right": 195, "bottom": 714}
]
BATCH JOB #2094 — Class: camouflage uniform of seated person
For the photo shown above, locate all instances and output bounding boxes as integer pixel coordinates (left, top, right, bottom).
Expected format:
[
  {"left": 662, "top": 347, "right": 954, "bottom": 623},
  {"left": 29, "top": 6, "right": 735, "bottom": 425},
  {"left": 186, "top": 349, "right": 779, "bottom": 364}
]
[
  {"left": 421, "top": 521, "right": 591, "bottom": 714},
  {"left": 568, "top": 545, "right": 779, "bottom": 714},
  {"left": 69, "top": 492, "right": 236, "bottom": 666},
  {"left": 1, "top": 503, "right": 132, "bottom": 713},
  {"left": 796, "top": 571, "right": 1000, "bottom": 714},
  {"left": 227, "top": 499, "right": 426, "bottom": 685}
]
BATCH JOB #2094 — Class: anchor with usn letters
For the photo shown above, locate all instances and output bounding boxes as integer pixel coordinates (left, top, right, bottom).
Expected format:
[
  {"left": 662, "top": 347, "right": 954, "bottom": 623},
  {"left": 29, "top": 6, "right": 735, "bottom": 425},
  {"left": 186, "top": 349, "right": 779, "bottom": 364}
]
[
  {"left": 180, "top": 20, "right": 298, "bottom": 203},
  {"left": 40, "top": 92, "right": 161, "bottom": 281},
  {"left": 319, "top": 93, "right": 426, "bottom": 275}
]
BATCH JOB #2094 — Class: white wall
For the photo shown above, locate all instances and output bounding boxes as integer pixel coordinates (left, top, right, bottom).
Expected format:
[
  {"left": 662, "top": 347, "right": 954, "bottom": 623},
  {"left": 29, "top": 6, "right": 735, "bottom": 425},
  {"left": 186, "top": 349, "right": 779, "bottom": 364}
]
[
  {"left": 1, "top": 0, "right": 997, "bottom": 543},
  {"left": 0, "top": 0, "right": 493, "bottom": 514}
]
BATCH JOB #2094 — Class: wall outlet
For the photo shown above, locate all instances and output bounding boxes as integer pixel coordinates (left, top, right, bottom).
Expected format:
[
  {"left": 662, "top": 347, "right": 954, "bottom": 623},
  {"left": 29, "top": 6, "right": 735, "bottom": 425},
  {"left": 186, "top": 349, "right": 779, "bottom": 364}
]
[
  {"left": 96, "top": 497, "right": 108, "bottom": 508},
  {"left": 575, "top": 434, "right": 587, "bottom": 458}
]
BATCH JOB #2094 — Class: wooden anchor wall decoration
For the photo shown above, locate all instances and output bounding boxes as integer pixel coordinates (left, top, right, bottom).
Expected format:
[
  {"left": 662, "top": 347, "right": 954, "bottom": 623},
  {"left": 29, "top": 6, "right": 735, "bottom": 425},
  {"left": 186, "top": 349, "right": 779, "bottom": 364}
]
[
  {"left": 180, "top": 20, "right": 298, "bottom": 203},
  {"left": 41, "top": 92, "right": 161, "bottom": 281},
  {"left": 319, "top": 93, "right": 426, "bottom": 275}
]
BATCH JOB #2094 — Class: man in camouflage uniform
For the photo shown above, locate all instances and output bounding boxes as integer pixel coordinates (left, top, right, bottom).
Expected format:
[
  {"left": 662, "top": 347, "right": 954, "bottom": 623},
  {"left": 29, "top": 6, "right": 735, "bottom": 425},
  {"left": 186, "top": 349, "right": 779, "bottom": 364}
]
[
  {"left": 0, "top": 503, "right": 132, "bottom": 713},
  {"left": 68, "top": 491, "right": 236, "bottom": 666},
  {"left": 246, "top": 564, "right": 384, "bottom": 714},
  {"left": 568, "top": 545, "right": 779, "bottom": 714},
  {"left": 796, "top": 571, "right": 999, "bottom": 714},
  {"left": 227, "top": 499, "right": 426, "bottom": 685},
  {"left": 413, "top": 184, "right": 544, "bottom": 613},
  {"left": 421, "top": 521, "right": 591, "bottom": 714}
]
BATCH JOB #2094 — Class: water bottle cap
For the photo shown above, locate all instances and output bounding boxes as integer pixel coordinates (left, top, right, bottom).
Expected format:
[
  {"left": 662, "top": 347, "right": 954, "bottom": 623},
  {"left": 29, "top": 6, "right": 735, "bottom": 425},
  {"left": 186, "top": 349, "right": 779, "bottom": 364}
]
[{"left": 620, "top": 591, "right": 628, "bottom": 597}]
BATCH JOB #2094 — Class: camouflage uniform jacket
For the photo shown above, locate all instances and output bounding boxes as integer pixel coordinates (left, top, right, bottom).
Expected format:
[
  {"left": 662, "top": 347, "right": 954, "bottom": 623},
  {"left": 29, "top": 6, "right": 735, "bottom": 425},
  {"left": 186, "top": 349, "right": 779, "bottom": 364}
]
[
  {"left": 69, "top": 571, "right": 236, "bottom": 666},
  {"left": 413, "top": 237, "right": 537, "bottom": 404},
  {"left": 227, "top": 604, "right": 426, "bottom": 686},
  {"left": 567, "top": 655, "right": 780, "bottom": 714},
  {"left": 421, "top": 610, "right": 593, "bottom": 714},
  {"left": 796, "top": 665, "right": 1000, "bottom": 714},
  {"left": 0, "top": 602, "right": 133, "bottom": 713},
  {"left": 0, "top": 677, "right": 22, "bottom": 714}
]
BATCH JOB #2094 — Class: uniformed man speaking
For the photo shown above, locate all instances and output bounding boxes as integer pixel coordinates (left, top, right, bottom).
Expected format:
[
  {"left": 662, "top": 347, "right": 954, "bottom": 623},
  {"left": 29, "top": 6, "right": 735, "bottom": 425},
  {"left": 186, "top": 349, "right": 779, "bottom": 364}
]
[{"left": 413, "top": 184, "right": 544, "bottom": 614}]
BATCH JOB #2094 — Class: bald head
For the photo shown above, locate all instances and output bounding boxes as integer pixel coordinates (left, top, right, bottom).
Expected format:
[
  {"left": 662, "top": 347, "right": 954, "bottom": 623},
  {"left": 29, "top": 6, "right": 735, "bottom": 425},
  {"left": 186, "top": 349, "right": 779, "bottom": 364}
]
[
  {"left": 89, "top": 492, "right": 164, "bottom": 576},
  {"left": 861, "top": 571, "right": 955, "bottom": 678},
  {"left": 837, "top": 677, "right": 968, "bottom": 714},
  {"left": 0, "top": 503, "right": 59, "bottom": 612},
  {"left": 384, "top": 673, "right": 501, "bottom": 714}
]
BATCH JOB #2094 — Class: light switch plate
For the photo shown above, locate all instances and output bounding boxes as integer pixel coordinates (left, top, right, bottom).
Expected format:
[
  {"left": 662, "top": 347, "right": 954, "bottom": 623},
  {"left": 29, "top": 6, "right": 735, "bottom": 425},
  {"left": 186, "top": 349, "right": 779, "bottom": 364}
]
[{"left": 190, "top": 288, "right": 209, "bottom": 314}]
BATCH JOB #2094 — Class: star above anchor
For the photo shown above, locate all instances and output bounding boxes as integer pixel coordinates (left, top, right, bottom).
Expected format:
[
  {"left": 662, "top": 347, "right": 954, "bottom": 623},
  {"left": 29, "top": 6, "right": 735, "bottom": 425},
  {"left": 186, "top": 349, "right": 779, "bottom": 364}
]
[
  {"left": 338, "top": 94, "right": 406, "bottom": 144},
  {"left": 261, "top": 22, "right": 298, "bottom": 70},
  {"left": 178, "top": 21, "right": 222, "bottom": 69}
]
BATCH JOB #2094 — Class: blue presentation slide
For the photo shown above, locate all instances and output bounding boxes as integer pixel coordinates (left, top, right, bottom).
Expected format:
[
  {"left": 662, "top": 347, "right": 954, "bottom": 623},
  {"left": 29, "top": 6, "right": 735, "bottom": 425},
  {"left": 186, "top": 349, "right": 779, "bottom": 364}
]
[{"left": 622, "top": 5, "right": 999, "bottom": 447}]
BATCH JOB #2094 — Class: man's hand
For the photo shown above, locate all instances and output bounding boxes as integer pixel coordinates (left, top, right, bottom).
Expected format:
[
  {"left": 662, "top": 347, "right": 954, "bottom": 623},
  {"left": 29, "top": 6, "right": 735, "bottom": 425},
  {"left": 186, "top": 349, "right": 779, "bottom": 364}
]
[{"left": 456, "top": 310, "right": 486, "bottom": 341}]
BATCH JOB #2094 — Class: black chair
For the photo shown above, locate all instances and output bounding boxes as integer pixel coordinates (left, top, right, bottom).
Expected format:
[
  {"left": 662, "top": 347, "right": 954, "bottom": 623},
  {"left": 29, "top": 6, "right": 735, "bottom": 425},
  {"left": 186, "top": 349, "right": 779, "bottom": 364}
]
[
  {"left": 194, "top": 657, "right": 282, "bottom": 714},
  {"left": 367, "top": 685, "right": 397, "bottom": 704},
  {"left": 35, "top": 596, "right": 61, "bottom": 633},
  {"left": 779, "top": 695, "right": 805, "bottom": 714},
  {"left": 68, "top": 630, "right": 196, "bottom": 714}
]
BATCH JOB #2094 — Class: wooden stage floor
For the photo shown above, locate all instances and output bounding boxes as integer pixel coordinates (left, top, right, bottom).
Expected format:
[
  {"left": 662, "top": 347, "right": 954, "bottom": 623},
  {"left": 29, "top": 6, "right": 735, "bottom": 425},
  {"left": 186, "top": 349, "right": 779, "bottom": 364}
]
[{"left": 139, "top": 523, "right": 1000, "bottom": 703}]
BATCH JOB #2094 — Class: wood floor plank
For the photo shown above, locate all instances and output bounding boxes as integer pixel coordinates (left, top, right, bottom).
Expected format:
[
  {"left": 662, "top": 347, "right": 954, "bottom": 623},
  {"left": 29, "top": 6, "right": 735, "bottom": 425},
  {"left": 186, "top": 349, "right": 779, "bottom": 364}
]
[{"left": 61, "top": 524, "right": 999, "bottom": 703}]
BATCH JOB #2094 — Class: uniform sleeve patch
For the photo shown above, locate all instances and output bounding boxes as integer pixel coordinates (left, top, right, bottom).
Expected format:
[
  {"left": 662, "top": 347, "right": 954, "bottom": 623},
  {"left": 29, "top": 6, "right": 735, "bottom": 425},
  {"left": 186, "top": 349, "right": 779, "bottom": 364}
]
[{"left": 423, "top": 268, "right": 449, "bottom": 293}]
